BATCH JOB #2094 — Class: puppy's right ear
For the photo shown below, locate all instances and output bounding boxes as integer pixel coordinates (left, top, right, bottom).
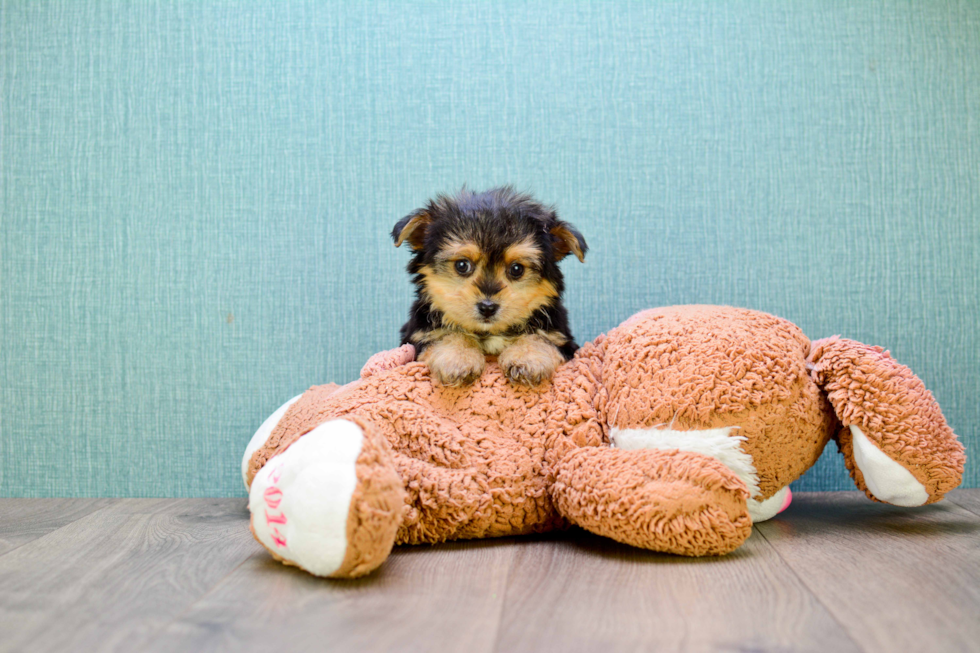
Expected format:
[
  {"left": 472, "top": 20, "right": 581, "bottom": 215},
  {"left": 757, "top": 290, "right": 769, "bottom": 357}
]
[{"left": 392, "top": 210, "right": 431, "bottom": 250}]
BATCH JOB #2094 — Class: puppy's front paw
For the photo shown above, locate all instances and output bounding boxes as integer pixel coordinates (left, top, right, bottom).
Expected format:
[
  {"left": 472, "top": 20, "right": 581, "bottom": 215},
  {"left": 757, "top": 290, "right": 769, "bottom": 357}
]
[
  {"left": 499, "top": 336, "right": 564, "bottom": 386},
  {"left": 430, "top": 355, "right": 485, "bottom": 386},
  {"left": 420, "top": 336, "right": 486, "bottom": 386}
]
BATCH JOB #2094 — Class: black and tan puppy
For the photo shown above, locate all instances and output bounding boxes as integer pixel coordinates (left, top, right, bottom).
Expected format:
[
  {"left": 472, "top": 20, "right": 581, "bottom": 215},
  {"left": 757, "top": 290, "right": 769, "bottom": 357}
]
[{"left": 393, "top": 187, "right": 587, "bottom": 386}]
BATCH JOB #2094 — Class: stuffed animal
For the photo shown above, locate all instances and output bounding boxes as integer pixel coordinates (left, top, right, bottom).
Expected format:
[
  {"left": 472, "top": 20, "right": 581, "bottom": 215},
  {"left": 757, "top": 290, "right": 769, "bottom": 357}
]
[{"left": 242, "top": 305, "right": 964, "bottom": 578}]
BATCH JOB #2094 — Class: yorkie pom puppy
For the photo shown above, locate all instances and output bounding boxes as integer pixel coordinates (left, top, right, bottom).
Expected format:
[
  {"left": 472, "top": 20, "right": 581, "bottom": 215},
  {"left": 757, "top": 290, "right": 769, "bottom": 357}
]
[{"left": 392, "top": 186, "right": 587, "bottom": 386}]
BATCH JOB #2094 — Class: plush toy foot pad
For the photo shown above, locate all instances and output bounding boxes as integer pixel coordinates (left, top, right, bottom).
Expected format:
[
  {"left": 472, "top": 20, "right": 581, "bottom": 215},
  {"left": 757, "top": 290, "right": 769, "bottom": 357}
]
[
  {"left": 850, "top": 425, "right": 929, "bottom": 506},
  {"left": 747, "top": 486, "right": 792, "bottom": 522},
  {"left": 248, "top": 418, "right": 405, "bottom": 578},
  {"left": 808, "top": 336, "right": 964, "bottom": 504}
]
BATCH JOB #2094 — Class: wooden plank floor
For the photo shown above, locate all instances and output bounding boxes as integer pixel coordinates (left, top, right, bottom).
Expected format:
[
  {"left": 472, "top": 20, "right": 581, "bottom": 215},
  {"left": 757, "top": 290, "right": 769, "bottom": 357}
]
[{"left": 1, "top": 491, "right": 978, "bottom": 653}]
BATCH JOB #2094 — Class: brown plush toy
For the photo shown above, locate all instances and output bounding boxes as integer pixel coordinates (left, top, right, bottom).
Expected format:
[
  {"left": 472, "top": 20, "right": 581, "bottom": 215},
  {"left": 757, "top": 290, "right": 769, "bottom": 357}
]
[{"left": 242, "top": 305, "right": 965, "bottom": 578}]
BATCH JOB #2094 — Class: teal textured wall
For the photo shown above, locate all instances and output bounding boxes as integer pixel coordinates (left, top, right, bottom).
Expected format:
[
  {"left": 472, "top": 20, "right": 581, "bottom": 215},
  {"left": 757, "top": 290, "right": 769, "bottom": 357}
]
[{"left": 2, "top": 1, "right": 977, "bottom": 497}]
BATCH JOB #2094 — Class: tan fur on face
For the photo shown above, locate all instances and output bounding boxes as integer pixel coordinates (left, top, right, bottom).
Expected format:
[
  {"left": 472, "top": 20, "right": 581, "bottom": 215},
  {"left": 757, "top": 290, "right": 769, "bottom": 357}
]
[
  {"left": 418, "top": 332, "right": 486, "bottom": 386},
  {"left": 498, "top": 334, "right": 565, "bottom": 385},
  {"left": 419, "top": 238, "right": 557, "bottom": 335},
  {"left": 419, "top": 264, "right": 490, "bottom": 333},
  {"left": 484, "top": 277, "right": 559, "bottom": 334},
  {"left": 434, "top": 239, "right": 483, "bottom": 265},
  {"left": 503, "top": 239, "right": 543, "bottom": 267}
]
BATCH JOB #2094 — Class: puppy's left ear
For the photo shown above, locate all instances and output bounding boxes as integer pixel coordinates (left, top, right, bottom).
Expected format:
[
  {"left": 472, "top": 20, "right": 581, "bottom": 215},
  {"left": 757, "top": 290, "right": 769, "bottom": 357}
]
[
  {"left": 550, "top": 221, "right": 587, "bottom": 262},
  {"left": 392, "top": 210, "right": 431, "bottom": 250}
]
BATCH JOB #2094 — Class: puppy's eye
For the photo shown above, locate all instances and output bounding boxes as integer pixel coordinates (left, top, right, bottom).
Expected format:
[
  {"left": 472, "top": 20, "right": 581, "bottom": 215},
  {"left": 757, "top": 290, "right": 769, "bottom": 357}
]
[
  {"left": 507, "top": 263, "right": 525, "bottom": 280},
  {"left": 454, "top": 259, "right": 473, "bottom": 276}
]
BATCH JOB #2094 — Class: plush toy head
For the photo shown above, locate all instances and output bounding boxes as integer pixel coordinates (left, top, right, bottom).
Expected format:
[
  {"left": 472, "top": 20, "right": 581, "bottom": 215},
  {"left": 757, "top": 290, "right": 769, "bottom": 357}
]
[{"left": 243, "top": 305, "right": 965, "bottom": 578}]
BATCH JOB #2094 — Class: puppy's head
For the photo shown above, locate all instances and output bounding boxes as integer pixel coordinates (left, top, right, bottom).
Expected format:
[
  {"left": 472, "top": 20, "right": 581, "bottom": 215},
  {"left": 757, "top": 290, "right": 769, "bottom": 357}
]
[{"left": 393, "top": 187, "right": 587, "bottom": 335}]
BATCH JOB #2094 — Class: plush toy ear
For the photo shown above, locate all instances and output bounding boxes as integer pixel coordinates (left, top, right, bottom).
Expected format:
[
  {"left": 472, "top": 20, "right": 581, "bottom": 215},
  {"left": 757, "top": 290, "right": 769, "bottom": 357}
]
[
  {"left": 550, "top": 221, "right": 587, "bottom": 262},
  {"left": 391, "top": 210, "right": 431, "bottom": 250}
]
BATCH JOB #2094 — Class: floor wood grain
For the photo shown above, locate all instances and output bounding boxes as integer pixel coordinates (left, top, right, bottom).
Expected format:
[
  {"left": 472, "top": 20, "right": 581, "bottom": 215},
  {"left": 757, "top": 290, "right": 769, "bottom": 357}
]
[
  {"left": 148, "top": 537, "right": 517, "bottom": 653},
  {"left": 492, "top": 529, "right": 861, "bottom": 653},
  {"left": 0, "top": 499, "right": 114, "bottom": 557},
  {"left": 0, "top": 491, "right": 976, "bottom": 653},
  {"left": 0, "top": 499, "right": 260, "bottom": 652},
  {"left": 755, "top": 493, "right": 980, "bottom": 653},
  {"left": 948, "top": 488, "right": 980, "bottom": 518}
]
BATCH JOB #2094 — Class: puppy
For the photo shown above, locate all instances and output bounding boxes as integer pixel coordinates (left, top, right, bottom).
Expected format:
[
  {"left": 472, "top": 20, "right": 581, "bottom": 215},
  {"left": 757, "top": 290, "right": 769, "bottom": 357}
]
[{"left": 392, "top": 187, "right": 587, "bottom": 386}]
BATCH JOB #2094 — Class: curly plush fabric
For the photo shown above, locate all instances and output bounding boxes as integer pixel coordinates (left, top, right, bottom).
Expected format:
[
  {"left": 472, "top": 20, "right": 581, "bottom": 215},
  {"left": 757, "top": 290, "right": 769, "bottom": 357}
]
[
  {"left": 244, "top": 305, "right": 965, "bottom": 578},
  {"left": 807, "top": 337, "right": 965, "bottom": 504},
  {"left": 249, "top": 358, "right": 605, "bottom": 546},
  {"left": 599, "top": 306, "right": 838, "bottom": 499},
  {"left": 552, "top": 447, "right": 752, "bottom": 555}
]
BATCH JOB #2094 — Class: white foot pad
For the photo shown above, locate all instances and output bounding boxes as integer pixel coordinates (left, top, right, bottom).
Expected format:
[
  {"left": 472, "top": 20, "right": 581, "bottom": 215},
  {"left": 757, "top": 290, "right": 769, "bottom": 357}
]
[
  {"left": 747, "top": 486, "right": 791, "bottom": 523},
  {"left": 850, "top": 424, "right": 928, "bottom": 506},
  {"left": 248, "top": 419, "right": 364, "bottom": 576},
  {"left": 242, "top": 395, "right": 303, "bottom": 488}
]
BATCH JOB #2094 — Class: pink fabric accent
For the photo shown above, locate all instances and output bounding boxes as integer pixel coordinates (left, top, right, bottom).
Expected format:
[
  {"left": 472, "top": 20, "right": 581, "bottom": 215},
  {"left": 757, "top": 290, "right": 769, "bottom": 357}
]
[
  {"left": 268, "top": 461, "right": 283, "bottom": 484},
  {"left": 263, "top": 487, "right": 283, "bottom": 509},
  {"left": 263, "top": 466, "right": 289, "bottom": 547},
  {"left": 265, "top": 509, "right": 287, "bottom": 525},
  {"left": 270, "top": 528, "right": 287, "bottom": 548},
  {"left": 778, "top": 487, "right": 793, "bottom": 514}
]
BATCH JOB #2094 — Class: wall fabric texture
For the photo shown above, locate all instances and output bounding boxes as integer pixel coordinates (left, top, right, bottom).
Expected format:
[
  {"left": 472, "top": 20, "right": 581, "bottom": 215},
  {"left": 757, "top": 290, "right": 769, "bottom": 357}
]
[{"left": 2, "top": 1, "right": 977, "bottom": 496}]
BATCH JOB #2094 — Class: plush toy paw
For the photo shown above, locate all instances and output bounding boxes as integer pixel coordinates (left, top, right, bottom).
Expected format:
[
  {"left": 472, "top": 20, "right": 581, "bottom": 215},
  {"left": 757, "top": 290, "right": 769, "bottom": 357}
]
[
  {"left": 611, "top": 424, "right": 792, "bottom": 524},
  {"left": 553, "top": 447, "right": 753, "bottom": 556},
  {"left": 248, "top": 418, "right": 405, "bottom": 578},
  {"left": 808, "top": 336, "right": 965, "bottom": 505}
]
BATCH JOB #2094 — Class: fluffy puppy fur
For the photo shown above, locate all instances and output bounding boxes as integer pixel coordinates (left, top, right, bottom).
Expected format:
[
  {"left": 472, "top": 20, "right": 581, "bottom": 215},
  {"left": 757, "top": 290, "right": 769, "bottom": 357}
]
[{"left": 393, "top": 187, "right": 587, "bottom": 386}]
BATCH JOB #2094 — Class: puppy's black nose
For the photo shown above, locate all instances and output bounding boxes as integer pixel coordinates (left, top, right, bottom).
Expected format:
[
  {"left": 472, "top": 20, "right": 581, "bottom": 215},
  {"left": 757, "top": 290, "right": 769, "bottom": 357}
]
[{"left": 477, "top": 300, "right": 499, "bottom": 319}]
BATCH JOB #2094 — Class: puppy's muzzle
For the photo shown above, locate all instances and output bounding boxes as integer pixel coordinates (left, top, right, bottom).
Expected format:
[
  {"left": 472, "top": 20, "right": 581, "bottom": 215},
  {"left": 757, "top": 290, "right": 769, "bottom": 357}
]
[{"left": 477, "top": 300, "right": 499, "bottom": 319}]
